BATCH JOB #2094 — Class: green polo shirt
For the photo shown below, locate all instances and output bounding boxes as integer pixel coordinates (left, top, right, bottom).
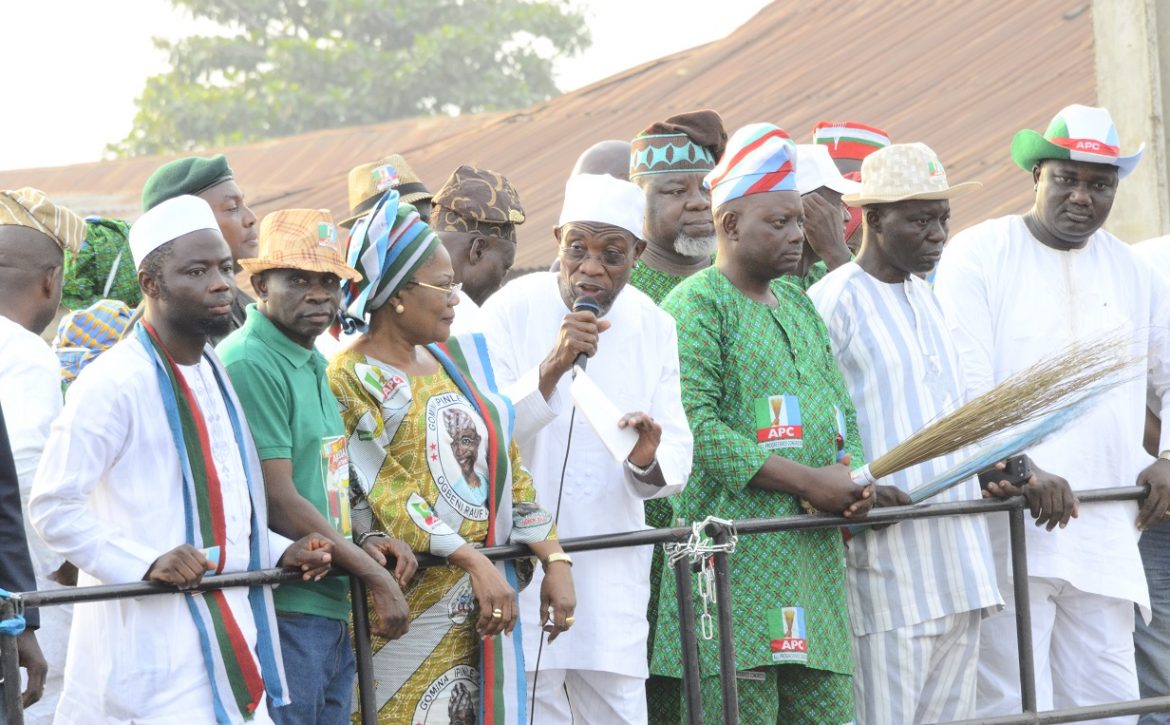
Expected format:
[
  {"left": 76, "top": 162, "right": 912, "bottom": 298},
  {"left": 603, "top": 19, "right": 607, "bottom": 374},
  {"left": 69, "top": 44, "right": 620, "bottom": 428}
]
[{"left": 217, "top": 304, "right": 350, "bottom": 621}]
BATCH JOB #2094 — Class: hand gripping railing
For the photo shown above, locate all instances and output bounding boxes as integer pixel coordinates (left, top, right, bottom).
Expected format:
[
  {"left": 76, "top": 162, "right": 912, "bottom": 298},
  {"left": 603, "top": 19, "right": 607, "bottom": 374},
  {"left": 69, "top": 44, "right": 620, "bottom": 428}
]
[{"left": 3, "top": 487, "right": 1168, "bottom": 725}]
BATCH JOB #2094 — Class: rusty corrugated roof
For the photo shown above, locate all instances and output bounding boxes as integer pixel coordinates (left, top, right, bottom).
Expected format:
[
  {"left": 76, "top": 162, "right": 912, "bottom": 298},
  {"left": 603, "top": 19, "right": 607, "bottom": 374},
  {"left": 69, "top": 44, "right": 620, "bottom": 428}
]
[{"left": 0, "top": 0, "right": 1094, "bottom": 269}]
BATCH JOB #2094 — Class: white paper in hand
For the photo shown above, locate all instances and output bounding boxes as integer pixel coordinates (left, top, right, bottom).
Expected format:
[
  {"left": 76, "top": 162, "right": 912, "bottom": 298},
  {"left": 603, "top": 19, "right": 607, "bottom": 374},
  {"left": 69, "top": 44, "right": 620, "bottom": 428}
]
[{"left": 570, "top": 365, "right": 639, "bottom": 463}]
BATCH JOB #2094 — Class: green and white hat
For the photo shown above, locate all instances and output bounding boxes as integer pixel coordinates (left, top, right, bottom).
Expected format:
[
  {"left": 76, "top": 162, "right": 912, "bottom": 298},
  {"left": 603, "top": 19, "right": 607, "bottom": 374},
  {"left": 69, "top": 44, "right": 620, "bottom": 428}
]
[{"left": 1010, "top": 104, "right": 1144, "bottom": 178}]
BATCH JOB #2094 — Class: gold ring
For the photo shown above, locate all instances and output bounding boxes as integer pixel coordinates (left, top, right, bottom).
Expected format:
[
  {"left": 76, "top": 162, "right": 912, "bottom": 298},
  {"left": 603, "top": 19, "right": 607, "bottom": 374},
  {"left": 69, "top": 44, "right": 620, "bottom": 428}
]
[
  {"left": 491, "top": 608, "right": 503, "bottom": 619},
  {"left": 564, "top": 615, "right": 575, "bottom": 627}
]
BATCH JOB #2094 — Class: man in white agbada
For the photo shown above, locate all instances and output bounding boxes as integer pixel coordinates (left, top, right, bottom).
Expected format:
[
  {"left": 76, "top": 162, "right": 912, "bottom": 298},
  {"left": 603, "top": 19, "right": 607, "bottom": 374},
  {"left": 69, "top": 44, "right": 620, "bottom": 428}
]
[
  {"left": 934, "top": 104, "right": 1170, "bottom": 722},
  {"left": 29, "top": 195, "right": 334, "bottom": 725},
  {"left": 479, "top": 173, "right": 693, "bottom": 724},
  {"left": 0, "top": 187, "right": 86, "bottom": 721},
  {"left": 808, "top": 143, "right": 1002, "bottom": 724}
]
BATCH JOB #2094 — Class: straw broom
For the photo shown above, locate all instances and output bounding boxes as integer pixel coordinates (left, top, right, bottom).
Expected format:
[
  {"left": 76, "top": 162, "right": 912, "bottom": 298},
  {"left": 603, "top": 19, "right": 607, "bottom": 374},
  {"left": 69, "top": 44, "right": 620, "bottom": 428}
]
[{"left": 849, "top": 332, "right": 1141, "bottom": 487}]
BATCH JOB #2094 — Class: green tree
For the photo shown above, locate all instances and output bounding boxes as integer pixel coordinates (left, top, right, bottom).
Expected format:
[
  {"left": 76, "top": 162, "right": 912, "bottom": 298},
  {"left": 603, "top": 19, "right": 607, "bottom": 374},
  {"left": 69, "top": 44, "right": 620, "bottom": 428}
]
[{"left": 111, "top": 0, "right": 589, "bottom": 157}]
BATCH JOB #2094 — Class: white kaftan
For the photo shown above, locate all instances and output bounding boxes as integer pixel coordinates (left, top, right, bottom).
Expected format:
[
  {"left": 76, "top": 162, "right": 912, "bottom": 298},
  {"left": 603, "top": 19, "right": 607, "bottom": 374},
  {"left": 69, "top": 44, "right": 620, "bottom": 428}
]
[
  {"left": 0, "top": 313, "right": 69, "bottom": 723},
  {"left": 29, "top": 337, "right": 290, "bottom": 724},
  {"left": 478, "top": 272, "right": 692, "bottom": 679}
]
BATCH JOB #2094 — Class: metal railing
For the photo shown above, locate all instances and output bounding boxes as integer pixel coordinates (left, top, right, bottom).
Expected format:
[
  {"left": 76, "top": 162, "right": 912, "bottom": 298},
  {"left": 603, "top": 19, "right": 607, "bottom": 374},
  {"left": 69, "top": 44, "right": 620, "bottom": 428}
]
[{"left": 1, "top": 486, "right": 1166, "bottom": 724}]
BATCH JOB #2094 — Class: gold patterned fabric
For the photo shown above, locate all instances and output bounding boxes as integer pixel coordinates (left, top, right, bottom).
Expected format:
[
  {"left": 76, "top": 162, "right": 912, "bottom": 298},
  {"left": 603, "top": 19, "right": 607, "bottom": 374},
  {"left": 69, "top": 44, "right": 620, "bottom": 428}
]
[
  {"left": 0, "top": 187, "right": 84, "bottom": 253},
  {"left": 430, "top": 165, "right": 524, "bottom": 242}
]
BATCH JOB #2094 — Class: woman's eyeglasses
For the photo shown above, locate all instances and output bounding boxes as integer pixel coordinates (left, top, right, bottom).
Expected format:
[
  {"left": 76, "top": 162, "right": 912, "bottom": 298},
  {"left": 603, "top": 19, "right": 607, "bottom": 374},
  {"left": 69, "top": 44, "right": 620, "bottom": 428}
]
[{"left": 409, "top": 280, "right": 463, "bottom": 298}]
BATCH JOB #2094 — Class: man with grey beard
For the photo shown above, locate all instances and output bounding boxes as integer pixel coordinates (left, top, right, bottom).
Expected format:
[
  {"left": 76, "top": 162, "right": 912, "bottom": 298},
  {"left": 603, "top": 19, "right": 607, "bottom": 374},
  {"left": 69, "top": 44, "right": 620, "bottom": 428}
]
[{"left": 627, "top": 110, "right": 727, "bottom": 304}]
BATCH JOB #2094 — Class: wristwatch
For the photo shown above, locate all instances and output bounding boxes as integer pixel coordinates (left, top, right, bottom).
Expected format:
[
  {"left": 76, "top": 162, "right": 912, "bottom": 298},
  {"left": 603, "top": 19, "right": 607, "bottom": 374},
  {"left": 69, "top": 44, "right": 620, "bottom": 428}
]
[
  {"left": 625, "top": 456, "right": 661, "bottom": 480},
  {"left": 543, "top": 552, "right": 573, "bottom": 570}
]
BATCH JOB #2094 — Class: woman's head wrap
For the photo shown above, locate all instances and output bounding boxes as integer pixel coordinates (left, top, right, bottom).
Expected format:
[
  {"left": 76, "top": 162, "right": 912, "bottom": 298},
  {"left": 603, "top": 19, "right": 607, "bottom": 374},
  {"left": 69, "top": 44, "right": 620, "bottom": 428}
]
[{"left": 340, "top": 188, "right": 440, "bottom": 333}]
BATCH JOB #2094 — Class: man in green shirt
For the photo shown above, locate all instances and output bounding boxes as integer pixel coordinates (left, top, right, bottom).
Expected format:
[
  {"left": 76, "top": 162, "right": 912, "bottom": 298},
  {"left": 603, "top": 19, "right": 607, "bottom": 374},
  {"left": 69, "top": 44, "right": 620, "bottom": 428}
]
[
  {"left": 628, "top": 109, "right": 727, "bottom": 723},
  {"left": 218, "top": 208, "right": 413, "bottom": 724},
  {"left": 653, "top": 123, "right": 874, "bottom": 724}
]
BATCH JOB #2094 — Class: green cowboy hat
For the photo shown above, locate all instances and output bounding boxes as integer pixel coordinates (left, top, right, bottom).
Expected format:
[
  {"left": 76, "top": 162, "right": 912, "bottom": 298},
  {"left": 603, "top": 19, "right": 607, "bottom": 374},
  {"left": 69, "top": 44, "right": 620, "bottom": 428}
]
[{"left": 1010, "top": 104, "right": 1144, "bottom": 179}]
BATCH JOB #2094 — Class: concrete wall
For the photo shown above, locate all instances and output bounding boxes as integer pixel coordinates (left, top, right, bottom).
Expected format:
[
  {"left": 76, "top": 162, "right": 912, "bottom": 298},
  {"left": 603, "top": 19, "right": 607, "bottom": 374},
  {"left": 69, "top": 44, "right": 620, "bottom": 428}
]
[{"left": 1094, "top": 0, "right": 1170, "bottom": 243}]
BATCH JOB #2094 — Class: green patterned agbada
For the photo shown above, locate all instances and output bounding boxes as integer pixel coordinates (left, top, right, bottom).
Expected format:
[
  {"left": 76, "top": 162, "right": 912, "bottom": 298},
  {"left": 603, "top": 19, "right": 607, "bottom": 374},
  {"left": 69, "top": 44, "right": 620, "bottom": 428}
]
[
  {"left": 652, "top": 267, "right": 860, "bottom": 723},
  {"left": 62, "top": 218, "right": 142, "bottom": 309},
  {"left": 629, "top": 256, "right": 692, "bottom": 725},
  {"left": 629, "top": 259, "right": 689, "bottom": 305},
  {"left": 793, "top": 259, "right": 830, "bottom": 292}
]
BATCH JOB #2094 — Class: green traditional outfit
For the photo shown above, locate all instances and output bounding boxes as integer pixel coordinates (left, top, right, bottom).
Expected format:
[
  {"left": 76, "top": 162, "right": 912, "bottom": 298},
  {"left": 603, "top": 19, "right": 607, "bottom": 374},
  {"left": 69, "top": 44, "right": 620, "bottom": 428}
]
[
  {"left": 629, "top": 260, "right": 688, "bottom": 306},
  {"left": 629, "top": 109, "right": 728, "bottom": 725},
  {"left": 794, "top": 259, "right": 830, "bottom": 292},
  {"left": 628, "top": 256, "right": 689, "bottom": 724},
  {"left": 62, "top": 217, "right": 142, "bottom": 309},
  {"left": 653, "top": 267, "right": 860, "bottom": 724}
]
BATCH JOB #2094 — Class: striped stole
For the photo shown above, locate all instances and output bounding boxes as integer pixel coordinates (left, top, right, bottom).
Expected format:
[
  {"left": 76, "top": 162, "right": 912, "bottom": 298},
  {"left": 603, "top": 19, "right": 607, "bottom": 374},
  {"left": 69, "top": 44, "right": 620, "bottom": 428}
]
[
  {"left": 137, "top": 322, "right": 287, "bottom": 723},
  {"left": 432, "top": 334, "right": 527, "bottom": 725}
]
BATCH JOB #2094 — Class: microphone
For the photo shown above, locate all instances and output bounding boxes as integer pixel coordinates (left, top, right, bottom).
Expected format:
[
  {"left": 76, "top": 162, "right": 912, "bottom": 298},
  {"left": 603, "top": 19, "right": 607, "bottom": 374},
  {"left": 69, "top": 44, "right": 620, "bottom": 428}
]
[{"left": 572, "top": 296, "right": 600, "bottom": 375}]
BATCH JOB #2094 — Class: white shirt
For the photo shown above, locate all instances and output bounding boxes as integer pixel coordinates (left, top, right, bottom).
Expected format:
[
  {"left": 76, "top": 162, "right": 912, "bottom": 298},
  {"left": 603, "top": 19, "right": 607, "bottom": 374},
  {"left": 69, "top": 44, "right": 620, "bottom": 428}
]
[
  {"left": 0, "top": 314, "right": 64, "bottom": 572},
  {"left": 449, "top": 288, "right": 483, "bottom": 335},
  {"left": 809, "top": 263, "right": 1001, "bottom": 635},
  {"left": 479, "top": 272, "right": 693, "bottom": 677},
  {"left": 933, "top": 215, "right": 1170, "bottom": 613},
  {"left": 30, "top": 337, "right": 289, "bottom": 724},
  {"left": 0, "top": 314, "right": 69, "bottom": 723}
]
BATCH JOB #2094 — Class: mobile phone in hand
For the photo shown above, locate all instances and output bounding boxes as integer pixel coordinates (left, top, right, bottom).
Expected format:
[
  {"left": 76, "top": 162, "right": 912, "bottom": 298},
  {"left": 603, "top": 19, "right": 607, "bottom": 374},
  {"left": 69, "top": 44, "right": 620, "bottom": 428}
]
[{"left": 978, "top": 455, "right": 1032, "bottom": 489}]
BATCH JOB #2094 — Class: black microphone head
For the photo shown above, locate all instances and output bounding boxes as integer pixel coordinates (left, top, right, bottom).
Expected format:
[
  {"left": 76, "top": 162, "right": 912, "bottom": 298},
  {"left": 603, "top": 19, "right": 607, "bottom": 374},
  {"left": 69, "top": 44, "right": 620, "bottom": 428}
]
[{"left": 573, "top": 296, "right": 600, "bottom": 314}]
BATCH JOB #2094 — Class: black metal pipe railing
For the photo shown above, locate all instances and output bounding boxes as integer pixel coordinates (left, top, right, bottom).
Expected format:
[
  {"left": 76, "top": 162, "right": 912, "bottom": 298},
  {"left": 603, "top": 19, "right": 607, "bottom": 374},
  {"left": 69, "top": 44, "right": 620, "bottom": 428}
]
[
  {"left": 1008, "top": 506, "right": 1038, "bottom": 714},
  {"left": 349, "top": 578, "right": 377, "bottom": 725},
  {"left": 673, "top": 555, "right": 703, "bottom": 725},
  {"left": 0, "top": 486, "right": 1158, "bottom": 725},
  {"left": 707, "top": 522, "right": 739, "bottom": 725}
]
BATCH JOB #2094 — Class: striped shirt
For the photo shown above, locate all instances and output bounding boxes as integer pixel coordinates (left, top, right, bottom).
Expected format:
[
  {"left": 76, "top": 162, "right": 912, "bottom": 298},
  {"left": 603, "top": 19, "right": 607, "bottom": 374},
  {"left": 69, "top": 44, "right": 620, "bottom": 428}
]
[{"left": 809, "top": 262, "right": 1001, "bottom": 635}]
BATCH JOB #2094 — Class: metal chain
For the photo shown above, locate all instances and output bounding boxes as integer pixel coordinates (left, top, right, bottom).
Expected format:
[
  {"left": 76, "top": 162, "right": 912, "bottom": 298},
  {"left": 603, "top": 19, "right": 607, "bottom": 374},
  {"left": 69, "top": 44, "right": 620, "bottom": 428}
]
[{"left": 666, "top": 517, "right": 738, "bottom": 640}]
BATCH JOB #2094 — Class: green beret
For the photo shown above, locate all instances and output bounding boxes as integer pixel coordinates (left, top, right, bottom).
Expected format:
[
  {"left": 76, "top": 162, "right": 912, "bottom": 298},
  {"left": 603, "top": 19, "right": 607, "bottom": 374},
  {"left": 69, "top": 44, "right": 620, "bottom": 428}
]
[{"left": 141, "top": 155, "right": 234, "bottom": 212}]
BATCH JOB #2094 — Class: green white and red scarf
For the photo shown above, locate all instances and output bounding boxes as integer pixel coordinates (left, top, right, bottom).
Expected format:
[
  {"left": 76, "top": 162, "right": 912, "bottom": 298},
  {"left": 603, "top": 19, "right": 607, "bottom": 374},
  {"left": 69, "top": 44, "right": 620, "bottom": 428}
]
[
  {"left": 431, "top": 333, "right": 530, "bottom": 725},
  {"left": 137, "top": 322, "right": 287, "bottom": 723}
]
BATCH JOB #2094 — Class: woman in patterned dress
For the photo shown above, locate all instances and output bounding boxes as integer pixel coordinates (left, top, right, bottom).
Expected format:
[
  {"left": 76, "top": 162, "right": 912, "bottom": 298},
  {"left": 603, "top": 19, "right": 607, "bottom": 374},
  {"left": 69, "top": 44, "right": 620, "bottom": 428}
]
[{"left": 327, "top": 189, "right": 575, "bottom": 724}]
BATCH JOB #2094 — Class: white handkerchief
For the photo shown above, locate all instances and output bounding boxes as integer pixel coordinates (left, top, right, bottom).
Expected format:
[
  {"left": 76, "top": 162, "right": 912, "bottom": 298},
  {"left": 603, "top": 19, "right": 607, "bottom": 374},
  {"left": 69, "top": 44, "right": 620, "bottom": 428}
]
[{"left": 570, "top": 366, "right": 639, "bottom": 463}]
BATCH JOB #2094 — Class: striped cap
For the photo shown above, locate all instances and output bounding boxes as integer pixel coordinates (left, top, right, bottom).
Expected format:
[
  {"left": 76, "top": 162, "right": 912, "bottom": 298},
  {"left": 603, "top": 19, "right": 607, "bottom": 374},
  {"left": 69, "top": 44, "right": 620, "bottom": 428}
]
[
  {"left": 0, "top": 187, "right": 85, "bottom": 253},
  {"left": 340, "top": 189, "right": 440, "bottom": 333},
  {"left": 705, "top": 123, "right": 798, "bottom": 209},
  {"left": 812, "top": 120, "right": 892, "bottom": 162}
]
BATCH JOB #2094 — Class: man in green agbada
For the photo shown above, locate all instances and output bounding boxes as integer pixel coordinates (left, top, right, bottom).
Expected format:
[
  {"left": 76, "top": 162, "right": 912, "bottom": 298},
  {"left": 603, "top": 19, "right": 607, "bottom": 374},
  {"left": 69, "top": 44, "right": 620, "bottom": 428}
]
[
  {"left": 652, "top": 123, "right": 874, "bottom": 724},
  {"left": 627, "top": 109, "right": 727, "bottom": 723}
]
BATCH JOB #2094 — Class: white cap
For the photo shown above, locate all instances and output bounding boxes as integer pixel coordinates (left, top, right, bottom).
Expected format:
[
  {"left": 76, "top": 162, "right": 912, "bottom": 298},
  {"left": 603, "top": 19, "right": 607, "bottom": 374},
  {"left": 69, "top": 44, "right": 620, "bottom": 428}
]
[
  {"left": 795, "top": 144, "right": 862, "bottom": 196},
  {"left": 557, "top": 173, "right": 645, "bottom": 240},
  {"left": 129, "top": 195, "right": 221, "bottom": 270}
]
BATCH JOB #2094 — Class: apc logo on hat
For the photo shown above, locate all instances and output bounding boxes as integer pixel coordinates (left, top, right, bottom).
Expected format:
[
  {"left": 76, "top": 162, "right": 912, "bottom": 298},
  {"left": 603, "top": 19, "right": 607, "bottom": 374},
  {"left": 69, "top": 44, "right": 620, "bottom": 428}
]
[
  {"left": 927, "top": 160, "right": 944, "bottom": 179},
  {"left": 755, "top": 394, "right": 803, "bottom": 449},
  {"left": 371, "top": 164, "right": 400, "bottom": 193},
  {"left": 317, "top": 221, "right": 338, "bottom": 250}
]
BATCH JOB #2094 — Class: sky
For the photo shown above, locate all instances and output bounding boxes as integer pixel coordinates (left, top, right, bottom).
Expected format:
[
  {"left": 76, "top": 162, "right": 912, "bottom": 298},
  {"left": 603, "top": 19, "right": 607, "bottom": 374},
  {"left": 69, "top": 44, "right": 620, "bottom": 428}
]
[{"left": 0, "top": 0, "right": 772, "bottom": 172}]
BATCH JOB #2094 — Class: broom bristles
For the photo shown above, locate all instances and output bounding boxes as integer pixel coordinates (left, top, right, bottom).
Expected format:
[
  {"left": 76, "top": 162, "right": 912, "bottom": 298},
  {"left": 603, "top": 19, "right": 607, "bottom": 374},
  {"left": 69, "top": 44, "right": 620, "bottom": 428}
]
[{"left": 867, "top": 332, "right": 1141, "bottom": 481}]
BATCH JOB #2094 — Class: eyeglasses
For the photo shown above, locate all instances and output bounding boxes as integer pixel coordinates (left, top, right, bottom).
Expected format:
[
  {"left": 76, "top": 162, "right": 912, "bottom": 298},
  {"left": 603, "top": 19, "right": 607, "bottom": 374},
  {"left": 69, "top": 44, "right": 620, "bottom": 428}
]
[
  {"left": 409, "top": 280, "right": 463, "bottom": 298},
  {"left": 559, "top": 245, "right": 630, "bottom": 268}
]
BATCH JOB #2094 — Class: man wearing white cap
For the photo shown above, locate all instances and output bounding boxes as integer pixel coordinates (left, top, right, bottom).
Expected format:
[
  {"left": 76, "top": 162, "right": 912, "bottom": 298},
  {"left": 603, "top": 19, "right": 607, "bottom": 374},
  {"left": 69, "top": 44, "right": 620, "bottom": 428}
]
[
  {"left": 479, "top": 173, "right": 693, "bottom": 724},
  {"left": 29, "top": 195, "right": 335, "bottom": 724},
  {"left": 808, "top": 143, "right": 1002, "bottom": 723},
  {"left": 791, "top": 143, "right": 860, "bottom": 290},
  {"left": 935, "top": 104, "right": 1170, "bottom": 720}
]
